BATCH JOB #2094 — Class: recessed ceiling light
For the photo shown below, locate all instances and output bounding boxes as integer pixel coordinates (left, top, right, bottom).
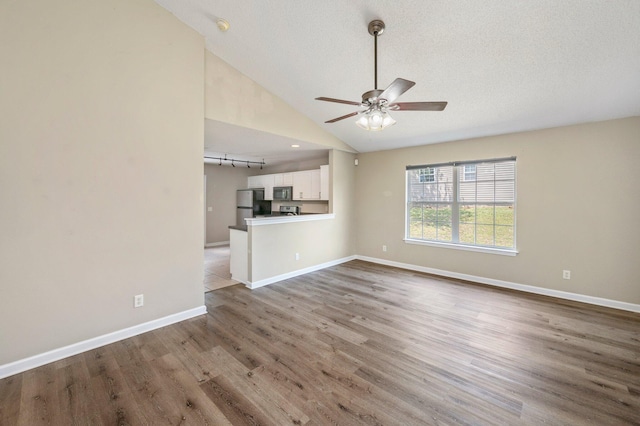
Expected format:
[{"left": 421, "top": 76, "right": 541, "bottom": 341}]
[
  {"left": 216, "top": 19, "right": 230, "bottom": 32},
  {"left": 291, "top": 144, "right": 300, "bottom": 148}
]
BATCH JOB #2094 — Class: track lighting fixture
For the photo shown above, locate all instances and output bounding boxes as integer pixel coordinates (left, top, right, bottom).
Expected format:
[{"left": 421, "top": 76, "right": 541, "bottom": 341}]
[{"left": 204, "top": 155, "right": 266, "bottom": 168}]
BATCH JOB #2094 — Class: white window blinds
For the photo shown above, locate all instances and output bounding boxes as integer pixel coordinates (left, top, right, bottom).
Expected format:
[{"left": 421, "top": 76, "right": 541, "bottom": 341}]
[{"left": 406, "top": 157, "right": 516, "bottom": 249}]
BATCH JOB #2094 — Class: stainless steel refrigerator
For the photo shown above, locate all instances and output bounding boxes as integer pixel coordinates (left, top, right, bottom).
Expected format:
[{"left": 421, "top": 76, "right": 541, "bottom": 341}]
[{"left": 236, "top": 189, "right": 271, "bottom": 226}]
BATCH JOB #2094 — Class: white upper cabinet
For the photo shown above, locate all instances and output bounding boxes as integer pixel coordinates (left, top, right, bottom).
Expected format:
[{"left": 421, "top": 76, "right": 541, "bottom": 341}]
[
  {"left": 247, "top": 174, "right": 275, "bottom": 200},
  {"left": 250, "top": 166, "right": 328, "bottom": 201},
  {"left": 247, "top": 175, "right": 261, "bottom": 189},
  {"left": 293, "top": 170, "right": 321, "bottom": 200},
  {"left": 260, "top": 174, "right": 274, "bottom": 200},
  {"left": 273, "top": 172, "right": 293, "bottom": 186},
  {"left": 292, "top": 171, "right": 309, "bottom": 200},
  {"left": 310, "top": 169, "right": 321, "bottom": 199}
]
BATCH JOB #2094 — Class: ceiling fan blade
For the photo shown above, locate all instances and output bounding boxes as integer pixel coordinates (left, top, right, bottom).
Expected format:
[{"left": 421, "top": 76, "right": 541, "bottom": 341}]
[
  {"left": 390, "top": 101, "right": 448, "bottom": 111},
  {"left": 325, "top": 111, "right": 360, "bottom": 123},
  {"left": 379, "top": 78, "right": 416, "bottom": 104},
  {"left": 315, "top": 97, "right": 362, "bottom": 106}
]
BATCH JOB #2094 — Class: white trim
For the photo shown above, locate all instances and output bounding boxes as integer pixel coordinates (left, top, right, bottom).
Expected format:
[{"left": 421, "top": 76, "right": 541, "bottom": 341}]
[
  {"left": 246, "top": 213, "right": 335, "bottom": 226},
  {"left": 246, "top": 255, "right": 356, "bottom": 289},
  {"left": 356, "top": 255, "right": 640, "bottom": 313},
  {"left": 205, "top": 241, "right": 230, "bottom": 248},
  {"left": 404, "top": 238, "right": 518, "bottom": 256},
  {"left": 0, "top": 306, "right": 207, "bottom": 380},
  {"left": 230, "top": 274, "right": 251, "bottom": 286}
]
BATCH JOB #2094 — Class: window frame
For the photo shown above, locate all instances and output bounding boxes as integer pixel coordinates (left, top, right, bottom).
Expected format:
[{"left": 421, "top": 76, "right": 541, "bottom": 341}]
[
  {"left": 462, "top": 164, "right": 477, "bottom": 182},
  {"left": 405, "top": 158, "right": 517, "bottom": 256},
  {"left": 418, "top": 167, "right": 435, "bottom": 183}
]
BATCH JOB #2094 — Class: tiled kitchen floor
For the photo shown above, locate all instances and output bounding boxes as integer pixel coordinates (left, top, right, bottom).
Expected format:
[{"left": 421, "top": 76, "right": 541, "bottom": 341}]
[{"left": 203, "top": 245, "right": 238, "bottom": 292}]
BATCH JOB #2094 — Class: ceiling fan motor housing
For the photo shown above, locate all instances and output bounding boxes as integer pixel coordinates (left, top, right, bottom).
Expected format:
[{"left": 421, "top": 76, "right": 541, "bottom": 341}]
[{"left": 362, "top": 89, "right": 385, "bottom": 105}]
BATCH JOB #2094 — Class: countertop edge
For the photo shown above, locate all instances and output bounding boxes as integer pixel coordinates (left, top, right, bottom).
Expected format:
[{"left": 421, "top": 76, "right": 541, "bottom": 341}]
[{"left": 246, "top": 213, "right": 335, "bottom": 226}]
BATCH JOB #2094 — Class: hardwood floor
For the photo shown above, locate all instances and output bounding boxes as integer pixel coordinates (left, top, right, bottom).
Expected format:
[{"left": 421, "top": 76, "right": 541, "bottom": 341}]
[{"left": 2, "top": 260, "right": 639, "bottom": 425}]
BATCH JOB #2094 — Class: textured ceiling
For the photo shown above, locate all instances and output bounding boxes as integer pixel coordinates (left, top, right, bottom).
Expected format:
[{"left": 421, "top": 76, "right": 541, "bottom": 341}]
[{"left": 155, "top": 0, "right": 640, "bottom": 156}]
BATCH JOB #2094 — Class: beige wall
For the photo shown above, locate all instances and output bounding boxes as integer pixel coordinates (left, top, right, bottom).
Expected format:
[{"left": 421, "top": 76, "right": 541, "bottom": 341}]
[
  {"left": 249, "top": 150, "right": 356, "bottom": 282},
  {"left": 0, "top": 0, "right": 205, "bottom": 364},
  {"left": 205, "top": 52, "right": 356, "bottom": 153},
  {"left": 355, "top": 117, "right": 640, "bottom": 305},
  {"left": 204, "top": 164, "right": 253, "bottom": 244}
]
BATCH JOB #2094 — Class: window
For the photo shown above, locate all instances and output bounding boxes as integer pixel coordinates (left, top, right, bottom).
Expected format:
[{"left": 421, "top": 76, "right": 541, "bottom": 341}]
[
  {"left": 418, "top": 168, "right": 435, "bottom": 183},
  {"left": 406, "top": 157, "right": 516, "bottom": 252}
]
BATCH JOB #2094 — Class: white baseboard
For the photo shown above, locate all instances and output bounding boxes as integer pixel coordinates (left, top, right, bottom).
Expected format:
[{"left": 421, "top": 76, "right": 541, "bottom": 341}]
[
  {"left": 0, "top": 305, "right": 207, "bottom": 380},
  {"left": 248, "top": 255, "right": 357, "bottom": 289},
  {"left": 205, "top": 241, "right": 229, "bottom": 248},
  {"left": 357, "top": 255, "right": 640, "bottom": 313}
]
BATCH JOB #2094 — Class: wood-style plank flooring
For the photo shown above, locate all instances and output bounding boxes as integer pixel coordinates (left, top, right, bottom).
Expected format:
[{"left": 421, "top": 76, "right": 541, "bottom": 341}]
[{"left": 2, "top": 260, "right": 639, "bottom": 425}]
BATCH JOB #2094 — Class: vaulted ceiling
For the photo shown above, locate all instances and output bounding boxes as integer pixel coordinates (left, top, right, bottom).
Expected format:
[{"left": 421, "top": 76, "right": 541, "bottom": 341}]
[{"left": 155, "top": 0, "right": 640, "bottom": 160}]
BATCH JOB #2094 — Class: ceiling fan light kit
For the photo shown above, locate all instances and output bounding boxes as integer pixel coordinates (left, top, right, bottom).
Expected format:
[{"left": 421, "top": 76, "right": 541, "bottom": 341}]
[
  {"left": 355, "top": 107, "right": 396, "bottom": 131},
  {"left": 316, "top": 20, "right": 447, "bottom": 131}
]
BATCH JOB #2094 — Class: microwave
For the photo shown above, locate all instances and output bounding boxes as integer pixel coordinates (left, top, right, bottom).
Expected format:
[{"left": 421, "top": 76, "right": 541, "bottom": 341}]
[{"left": 273, "top": 186, "right": 292, "bottom": 201}]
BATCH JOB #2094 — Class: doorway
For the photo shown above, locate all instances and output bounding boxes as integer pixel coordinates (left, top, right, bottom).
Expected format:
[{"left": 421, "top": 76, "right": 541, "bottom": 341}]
[{"left": 204, "top": 245, "right": 236, "bottom": 291}]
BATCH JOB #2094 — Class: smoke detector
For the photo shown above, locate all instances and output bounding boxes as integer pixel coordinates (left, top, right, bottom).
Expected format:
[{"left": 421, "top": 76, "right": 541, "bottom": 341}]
[{"left": 216, "top": 19, "right": 230, "bottom": 32}]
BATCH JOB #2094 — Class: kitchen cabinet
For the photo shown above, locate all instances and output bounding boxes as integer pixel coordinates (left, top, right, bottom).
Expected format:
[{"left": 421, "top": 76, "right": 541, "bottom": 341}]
[
  {"left": 247, "top": 175, "right": 259, "bottom": 189},
  {"left": 260, "top": 175, "right": 274, "bottom": 200},
  {"left": 293, "top": 170, "right": 321, "bottom": 200},
  {"left": 248, "top": 174, "right": 274, "bottom": 200},
  {"left": 273, "top": 172, "right": 293, "bottom": 186},
  {"left": 250, "top": 167, "right": 327, "bottom": 201},
  {"left": 320, "top": 165, "right": 329, "bottom": 200},
  {"left": 311, "top": 169, "right": 321, "bottom": 199}
]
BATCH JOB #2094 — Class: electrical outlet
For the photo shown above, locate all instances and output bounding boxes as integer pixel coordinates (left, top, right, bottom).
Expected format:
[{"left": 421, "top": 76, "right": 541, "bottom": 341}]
[
  {"left": 134, "top": 294, "right": 144, "bottom": 308},
  {"left": 382, "top": 245, "right": 387, "bottom": 252},
  {"left": 295, "top": 253, "right": 300, "bottom": 261},
  {"left": 562, "top": 270, "right": 571, "bottom": 280}
]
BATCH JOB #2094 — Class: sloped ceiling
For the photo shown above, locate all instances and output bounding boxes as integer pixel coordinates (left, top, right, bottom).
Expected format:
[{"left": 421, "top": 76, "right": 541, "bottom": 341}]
[{"left": 156, "top": 0, "right": 640, "bottom": 156}]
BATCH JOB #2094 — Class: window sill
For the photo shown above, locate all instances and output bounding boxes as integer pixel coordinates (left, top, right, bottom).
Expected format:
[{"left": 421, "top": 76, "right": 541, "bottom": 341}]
[{"left": 404, "top": 238, "right": 518, "bottom": 256}]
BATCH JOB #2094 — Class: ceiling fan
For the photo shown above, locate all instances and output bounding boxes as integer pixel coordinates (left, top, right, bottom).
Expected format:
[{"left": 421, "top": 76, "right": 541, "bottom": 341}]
[{"left": 316, "top": 20, "right": 447, "bottom": 131}]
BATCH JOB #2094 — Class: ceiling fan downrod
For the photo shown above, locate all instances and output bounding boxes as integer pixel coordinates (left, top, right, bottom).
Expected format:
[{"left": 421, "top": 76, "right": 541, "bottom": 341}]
[{"left": 368, "top": 20, "right": 385, "bottom": 91}]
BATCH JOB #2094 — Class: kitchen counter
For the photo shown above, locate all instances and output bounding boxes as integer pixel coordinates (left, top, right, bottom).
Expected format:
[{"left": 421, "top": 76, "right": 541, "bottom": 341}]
[
  {"left": 228, "top": 213, "right": 336, "bottom": 287},
  {"left": 229, "top": 213, "right": 325, "bottom": 232},
  {"left": 246, "top": 213, "right": 334, "bottom": 226},
  {"left": 255, "top": 212, "right": 319, "bottom": 218}
]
